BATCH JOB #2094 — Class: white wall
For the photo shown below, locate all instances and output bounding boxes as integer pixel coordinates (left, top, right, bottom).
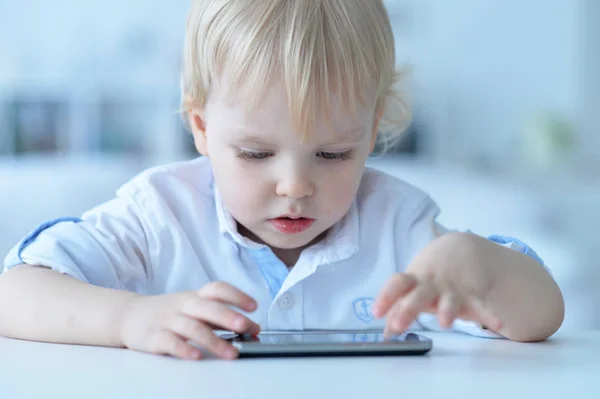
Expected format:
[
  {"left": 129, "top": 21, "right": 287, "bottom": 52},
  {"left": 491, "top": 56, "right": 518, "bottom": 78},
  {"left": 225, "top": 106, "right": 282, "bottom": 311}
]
[
  {"left": 580, "top": 0, "right": 600, "bottom": 165},
  {"left": 389, "top": 0, "right": 582, "bottom": 169},
  {"left": 0, "top": 0, "right": 189, "bottom": 90}
]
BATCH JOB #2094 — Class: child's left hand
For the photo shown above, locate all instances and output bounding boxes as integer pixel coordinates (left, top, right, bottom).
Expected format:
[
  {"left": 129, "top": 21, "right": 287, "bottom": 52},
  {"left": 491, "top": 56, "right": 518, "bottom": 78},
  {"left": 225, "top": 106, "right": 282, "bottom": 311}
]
[{"left": 372, "top": 232, "right": 504, "bottom": 335}]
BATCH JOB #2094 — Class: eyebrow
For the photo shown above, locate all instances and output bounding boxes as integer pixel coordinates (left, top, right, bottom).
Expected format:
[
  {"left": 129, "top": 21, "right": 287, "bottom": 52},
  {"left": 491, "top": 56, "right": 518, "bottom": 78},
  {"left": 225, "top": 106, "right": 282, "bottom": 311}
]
[
  {"left": 231, "top": 128, "right": 366, "bottom": 147},
  {"left": 319, "top": 128, "right": 367, "bottom": 146},
  {"left": 339, "top": 128, "right": 367, "bottom": 141},
  {"left": 233, "top": 135, "right": 276, "bottom": 147}
]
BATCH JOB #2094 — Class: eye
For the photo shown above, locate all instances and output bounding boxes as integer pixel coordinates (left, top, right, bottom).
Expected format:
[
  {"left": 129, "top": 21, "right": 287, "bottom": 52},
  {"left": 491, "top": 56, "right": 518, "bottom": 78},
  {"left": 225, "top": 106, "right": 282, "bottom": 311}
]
[
  {"left": 316, "top": 150, "right": 354, "bottom": 162},
  {"left": 235, "top": 149, "right": 274, "bottom": 161}
]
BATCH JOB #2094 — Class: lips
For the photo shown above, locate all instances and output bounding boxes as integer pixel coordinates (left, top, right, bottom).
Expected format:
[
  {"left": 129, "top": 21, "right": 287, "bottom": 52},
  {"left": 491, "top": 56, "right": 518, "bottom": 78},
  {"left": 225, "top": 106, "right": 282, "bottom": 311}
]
[{"left": 269, "top": 216, "right": 315, "bottom": 234}]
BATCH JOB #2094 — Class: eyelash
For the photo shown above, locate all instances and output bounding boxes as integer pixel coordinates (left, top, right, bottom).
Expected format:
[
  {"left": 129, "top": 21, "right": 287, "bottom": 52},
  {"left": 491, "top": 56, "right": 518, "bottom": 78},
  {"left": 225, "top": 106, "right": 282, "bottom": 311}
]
[
  {"left": 235, "top": 150, "right": 274, "bottom": 161},
  {"left": 316, "top": 150, "right": 354, "bottom": 162},
  {"left": 234, "top": 149, "right": 354, "bottom": 162}
]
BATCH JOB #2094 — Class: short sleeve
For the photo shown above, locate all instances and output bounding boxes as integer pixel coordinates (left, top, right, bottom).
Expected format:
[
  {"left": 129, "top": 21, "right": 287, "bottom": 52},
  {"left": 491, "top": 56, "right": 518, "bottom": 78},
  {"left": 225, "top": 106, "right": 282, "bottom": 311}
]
[
  {"left": 486, "top": 234, "right": 547, "bottom": 269},
  {"left": 2, "top": 194, "right": 157, "bottom": 293}
]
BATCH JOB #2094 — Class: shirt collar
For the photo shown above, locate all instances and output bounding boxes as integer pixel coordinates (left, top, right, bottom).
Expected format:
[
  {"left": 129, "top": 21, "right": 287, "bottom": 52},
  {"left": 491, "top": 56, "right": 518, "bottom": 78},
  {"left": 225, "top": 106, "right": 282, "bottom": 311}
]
[{"left": 212, "top": 183, "right": 360, "bottom": 264}]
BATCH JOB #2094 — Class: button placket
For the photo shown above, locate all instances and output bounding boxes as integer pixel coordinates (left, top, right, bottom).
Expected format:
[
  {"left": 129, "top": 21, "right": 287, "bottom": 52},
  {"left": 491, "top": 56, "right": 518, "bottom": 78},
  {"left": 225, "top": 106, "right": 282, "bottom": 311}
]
[{"left": 277, "top": 292, "right": 295, "bottom": 310}]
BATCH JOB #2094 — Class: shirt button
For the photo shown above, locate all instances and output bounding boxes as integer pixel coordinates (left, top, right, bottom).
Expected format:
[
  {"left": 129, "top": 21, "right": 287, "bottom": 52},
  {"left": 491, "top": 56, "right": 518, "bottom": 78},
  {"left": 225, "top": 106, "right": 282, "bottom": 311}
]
[{"left": 277, "top": 292, "right": 295, "bottom": 310}]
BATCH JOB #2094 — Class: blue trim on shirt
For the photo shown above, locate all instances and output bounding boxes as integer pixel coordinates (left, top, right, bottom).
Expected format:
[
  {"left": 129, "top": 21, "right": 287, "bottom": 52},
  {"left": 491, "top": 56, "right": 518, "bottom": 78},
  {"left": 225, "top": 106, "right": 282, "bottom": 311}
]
[
  {"left": 247, "top": 247, "right": 289, "bottom": 298},
  {"left": 487, "top": 235, "right": 545, "bottom": 265},
  {"left": 16, "top": 217, "right": 83, "bottom": 263}
]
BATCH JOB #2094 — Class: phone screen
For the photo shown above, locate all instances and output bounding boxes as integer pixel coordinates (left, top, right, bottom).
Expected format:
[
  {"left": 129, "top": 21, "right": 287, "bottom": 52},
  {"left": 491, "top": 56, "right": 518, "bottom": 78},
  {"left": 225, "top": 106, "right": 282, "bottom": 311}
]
[{"left": 223, "top": 332, "right": 425, "bottom": 345}]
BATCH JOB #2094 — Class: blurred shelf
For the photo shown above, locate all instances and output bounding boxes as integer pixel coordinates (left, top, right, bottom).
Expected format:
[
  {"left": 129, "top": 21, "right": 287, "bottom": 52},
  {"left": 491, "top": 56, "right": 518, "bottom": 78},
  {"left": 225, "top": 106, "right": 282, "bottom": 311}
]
[{"left": 0, "top": 87, "right": 198, "bottom": 162}]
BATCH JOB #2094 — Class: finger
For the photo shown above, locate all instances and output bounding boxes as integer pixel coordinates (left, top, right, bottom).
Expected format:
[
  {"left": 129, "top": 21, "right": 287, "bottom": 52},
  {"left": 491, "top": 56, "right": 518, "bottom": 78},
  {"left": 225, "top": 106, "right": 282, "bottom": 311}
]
[
  {"left": 373, "top": 274, "right": 418, "bottom": 318},
  {"left": 182, "top": 298, "right": 261, "bottom": 335},
  {"left": 385, "top": 282, "right": 438, "bottom": 334},
  {"left": 437, "top": 292, "right": 461, "bottom": 329},
  {"left": 197, "top": 282, "right": 257, "bottom": 312},
  {"left": 203, "top": 320, "right": 261, "bottom": 336},
  {"left": 464, "top": 297, "right": 503, "bottom": 331},
  {"left": 169, "top": 315, "right": 238, "bottom": 360},
  {"left": 153, "top": 330, "right": 203, "bottom": 361}
]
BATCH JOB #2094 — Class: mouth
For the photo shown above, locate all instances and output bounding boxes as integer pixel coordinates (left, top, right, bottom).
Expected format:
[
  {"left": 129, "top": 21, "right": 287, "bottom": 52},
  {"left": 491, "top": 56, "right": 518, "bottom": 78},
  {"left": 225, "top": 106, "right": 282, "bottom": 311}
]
[{"left": 269, "top": 216, "right": 315, "bottom": 234}]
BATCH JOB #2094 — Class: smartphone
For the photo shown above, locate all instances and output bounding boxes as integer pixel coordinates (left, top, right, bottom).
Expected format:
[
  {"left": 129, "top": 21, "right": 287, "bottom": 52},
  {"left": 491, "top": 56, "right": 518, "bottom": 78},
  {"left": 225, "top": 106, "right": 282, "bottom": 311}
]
[{"left": 220, "top": 331, "right": 432, "bottom": 358}]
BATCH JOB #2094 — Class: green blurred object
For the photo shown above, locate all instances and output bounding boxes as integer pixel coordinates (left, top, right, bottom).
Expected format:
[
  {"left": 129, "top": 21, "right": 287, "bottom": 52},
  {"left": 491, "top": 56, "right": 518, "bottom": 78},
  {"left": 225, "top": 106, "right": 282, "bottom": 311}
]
[{"left": 525, "top": 112, "right": 577, "bottom": 171}]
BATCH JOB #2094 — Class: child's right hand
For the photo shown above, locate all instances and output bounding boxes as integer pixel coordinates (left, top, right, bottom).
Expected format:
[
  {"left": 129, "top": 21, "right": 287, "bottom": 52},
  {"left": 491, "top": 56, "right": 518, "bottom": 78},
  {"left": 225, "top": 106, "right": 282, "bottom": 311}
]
[{"left": 118, "top": 282, "right": 260, "bottom": 360}]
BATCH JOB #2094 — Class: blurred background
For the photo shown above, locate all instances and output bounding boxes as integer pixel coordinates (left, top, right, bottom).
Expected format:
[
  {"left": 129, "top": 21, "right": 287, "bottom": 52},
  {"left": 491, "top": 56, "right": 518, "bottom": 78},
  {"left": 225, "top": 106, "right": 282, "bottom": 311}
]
[{"left": 0, "top": 0, "right": 598, "bottom": 329}]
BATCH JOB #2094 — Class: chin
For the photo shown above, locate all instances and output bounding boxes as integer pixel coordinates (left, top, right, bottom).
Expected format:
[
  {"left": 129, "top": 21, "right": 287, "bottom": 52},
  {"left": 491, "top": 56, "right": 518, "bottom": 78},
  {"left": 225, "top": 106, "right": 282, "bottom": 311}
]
[
  {"left": 237, "top": 221, "right": 329, "bottom": 250},
  {"left": 262, "top": 234, "right": 317, "bottom": 250},
  {"left": 257, "top": 226, "right": 328, "bottom": 249}
]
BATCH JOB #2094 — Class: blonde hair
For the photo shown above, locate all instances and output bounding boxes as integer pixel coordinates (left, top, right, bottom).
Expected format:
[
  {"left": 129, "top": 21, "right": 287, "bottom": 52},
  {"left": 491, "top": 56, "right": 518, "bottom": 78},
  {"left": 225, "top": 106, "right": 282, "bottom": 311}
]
[{"left": 181, "top": 0, "right": 410, "bottom": 148}]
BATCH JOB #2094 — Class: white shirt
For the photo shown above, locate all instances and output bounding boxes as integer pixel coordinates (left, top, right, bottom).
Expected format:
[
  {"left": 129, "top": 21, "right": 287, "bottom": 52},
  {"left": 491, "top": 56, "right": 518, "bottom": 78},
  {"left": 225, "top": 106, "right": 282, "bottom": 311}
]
[{"left": 3, "top": 157, "right": 546, "bottom": 337}]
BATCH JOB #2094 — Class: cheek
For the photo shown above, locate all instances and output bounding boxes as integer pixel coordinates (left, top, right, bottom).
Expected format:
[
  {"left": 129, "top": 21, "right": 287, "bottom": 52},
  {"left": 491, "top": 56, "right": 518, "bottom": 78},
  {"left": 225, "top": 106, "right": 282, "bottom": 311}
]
[
  {"left": 318, "top": 162, "right": 364, "bottom": 211},
  {"left": 212, "top": 159, "right": 271, "bottom": 217},
  {"left": 208, "top": 145, "right": 257, "bottom": 187}
]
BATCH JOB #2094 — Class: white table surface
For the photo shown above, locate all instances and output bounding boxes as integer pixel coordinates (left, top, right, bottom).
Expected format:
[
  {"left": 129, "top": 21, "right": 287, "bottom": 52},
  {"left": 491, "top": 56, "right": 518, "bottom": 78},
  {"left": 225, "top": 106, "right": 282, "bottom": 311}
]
[{"left": 1, "top": 331, "right": 598, "bottom": 399}]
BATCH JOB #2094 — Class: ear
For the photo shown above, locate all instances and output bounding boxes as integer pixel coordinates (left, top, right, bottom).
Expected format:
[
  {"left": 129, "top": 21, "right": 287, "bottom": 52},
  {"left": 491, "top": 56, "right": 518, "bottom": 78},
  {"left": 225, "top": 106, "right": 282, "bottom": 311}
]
[
  {"left": 369, "top": 105, "right": 385, "bottom": 153},
  {"left": 189, "top": 108, "right": 209, "bottom": 157}
]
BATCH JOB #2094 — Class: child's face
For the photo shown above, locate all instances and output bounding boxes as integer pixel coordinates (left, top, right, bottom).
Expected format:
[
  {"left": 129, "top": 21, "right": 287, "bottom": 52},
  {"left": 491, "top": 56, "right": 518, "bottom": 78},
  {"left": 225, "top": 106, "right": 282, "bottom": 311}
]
[{"left": 191, "top": 80, "right": 381, "bottom": 251}]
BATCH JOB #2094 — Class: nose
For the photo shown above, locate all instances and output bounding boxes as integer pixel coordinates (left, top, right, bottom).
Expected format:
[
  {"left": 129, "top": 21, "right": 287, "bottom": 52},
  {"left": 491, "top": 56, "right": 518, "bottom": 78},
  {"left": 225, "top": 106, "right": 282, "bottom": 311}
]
[{"left": 275, "top": 167, "right": 315, "bottom": 199}]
